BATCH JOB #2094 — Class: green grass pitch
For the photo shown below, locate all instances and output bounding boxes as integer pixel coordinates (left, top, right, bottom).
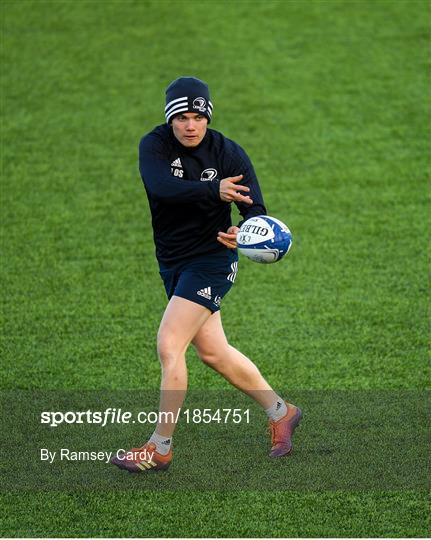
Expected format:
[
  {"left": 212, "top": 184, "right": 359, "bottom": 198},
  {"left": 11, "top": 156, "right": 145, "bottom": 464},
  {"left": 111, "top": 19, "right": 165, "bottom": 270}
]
[{"left": 1, "top": 0, "right": 430, "bottom": 537}]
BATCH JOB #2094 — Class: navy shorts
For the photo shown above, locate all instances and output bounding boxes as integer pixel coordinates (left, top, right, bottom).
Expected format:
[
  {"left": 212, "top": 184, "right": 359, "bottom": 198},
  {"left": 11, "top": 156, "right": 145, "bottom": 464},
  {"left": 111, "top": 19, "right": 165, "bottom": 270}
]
[{"left": 159, "top": 250, "right": 239, "bottom": 313}]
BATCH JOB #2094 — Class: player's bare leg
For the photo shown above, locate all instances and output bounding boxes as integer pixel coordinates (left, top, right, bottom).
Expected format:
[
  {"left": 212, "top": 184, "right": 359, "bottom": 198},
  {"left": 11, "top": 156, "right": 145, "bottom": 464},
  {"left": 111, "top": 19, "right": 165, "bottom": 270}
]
[
  {"left": 155, "top": 295, "right": 212, "bottom": 437},
  {"left": 192, "top": 311, "right": 302, "bottom": 457},
  {"left": 192, "top": 311, "right": 279, "bottom": 405},
  {"left": 111, "top": 296, "right": 211, "bottom": 472}
]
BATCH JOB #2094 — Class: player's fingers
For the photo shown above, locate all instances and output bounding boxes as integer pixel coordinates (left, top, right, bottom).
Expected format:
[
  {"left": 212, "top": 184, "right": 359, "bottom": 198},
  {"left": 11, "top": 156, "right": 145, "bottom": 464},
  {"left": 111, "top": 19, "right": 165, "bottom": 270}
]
[
  {"left": 217, "top": 231, "right": 236, "bottom": 240},
  {"left": 218, "top": 232, "right": 237, "bottom": 239},
  {"left": 218, "top": 236, "right": 237, "bottom": 243},
  {"left": 233, "top": 193, "right": 253, "bottom": 204},
  {"left": 222, "top": 184, "right": 249, "bottom": 196},
  {"left": 217, "top": 236, "right": 236, "bottom": 249},
  {"left": 220, "top": 189, "right": 252, "bottom": 204},
  {"left": 218, "top": 238, "right": 236, "bottom": 247},
  {"left": 228, "top": 174, "right": 244, "bottom": 183},
  {"left": 232, "top": 184, "right": 250, "bottom": 192}
]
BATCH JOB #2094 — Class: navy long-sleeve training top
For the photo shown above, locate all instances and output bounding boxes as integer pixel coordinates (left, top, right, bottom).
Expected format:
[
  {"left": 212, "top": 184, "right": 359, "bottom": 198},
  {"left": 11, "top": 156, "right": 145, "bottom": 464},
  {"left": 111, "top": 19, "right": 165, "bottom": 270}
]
[{"left": 139, "top": 123, "right": 267, "bottom": 264}]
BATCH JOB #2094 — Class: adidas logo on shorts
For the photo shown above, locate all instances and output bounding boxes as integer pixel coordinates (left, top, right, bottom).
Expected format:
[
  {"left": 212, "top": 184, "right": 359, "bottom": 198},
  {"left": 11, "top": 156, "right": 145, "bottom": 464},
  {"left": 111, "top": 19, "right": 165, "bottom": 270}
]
[{"left": 197, "top": 286, "right": 212, "bottom": 300}]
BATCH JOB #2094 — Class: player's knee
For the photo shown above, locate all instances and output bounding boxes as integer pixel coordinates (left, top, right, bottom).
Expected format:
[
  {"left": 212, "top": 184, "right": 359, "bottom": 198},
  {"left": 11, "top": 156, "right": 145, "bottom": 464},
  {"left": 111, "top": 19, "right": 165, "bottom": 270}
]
[
  {"left": 196, "top": 347, "right": 226, "bottom": 368},
  {"left": 157, "top": 333, "right": 179, "bottom": 368}
]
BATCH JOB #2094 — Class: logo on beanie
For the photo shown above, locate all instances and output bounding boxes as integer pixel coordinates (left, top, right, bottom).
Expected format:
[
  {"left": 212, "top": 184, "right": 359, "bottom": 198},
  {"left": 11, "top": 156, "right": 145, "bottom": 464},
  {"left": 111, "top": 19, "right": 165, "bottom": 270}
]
[
  {"left": 193, "top": 97, "right": 207, "bottom": 112},
  {"left": 200, "top": 168, "right": 218, "bottom": 181}
]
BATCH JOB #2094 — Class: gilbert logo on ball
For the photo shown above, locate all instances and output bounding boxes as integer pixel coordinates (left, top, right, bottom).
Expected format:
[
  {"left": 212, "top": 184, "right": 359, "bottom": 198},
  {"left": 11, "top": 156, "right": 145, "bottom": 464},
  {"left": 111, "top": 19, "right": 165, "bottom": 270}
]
[{"left": 237, "top": 215, "right": 292, "bottom": 263}]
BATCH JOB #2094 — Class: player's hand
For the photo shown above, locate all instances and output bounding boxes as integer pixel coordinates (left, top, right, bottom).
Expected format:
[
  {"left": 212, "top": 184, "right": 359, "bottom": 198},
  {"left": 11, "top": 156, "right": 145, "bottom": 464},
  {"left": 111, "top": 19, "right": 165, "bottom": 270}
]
[
  {"left": 217, "top": 226, "right": 240, "bottom": 249},
  {"left": 219, "top": 175, "right": 253, "bottom": 205}
]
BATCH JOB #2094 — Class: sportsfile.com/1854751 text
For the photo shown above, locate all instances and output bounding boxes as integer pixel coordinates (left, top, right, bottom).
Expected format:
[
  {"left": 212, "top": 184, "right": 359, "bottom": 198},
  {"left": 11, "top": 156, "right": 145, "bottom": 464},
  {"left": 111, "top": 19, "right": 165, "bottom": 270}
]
[{"left": 40, "top": 408, "right": 251, "bottom": 428}]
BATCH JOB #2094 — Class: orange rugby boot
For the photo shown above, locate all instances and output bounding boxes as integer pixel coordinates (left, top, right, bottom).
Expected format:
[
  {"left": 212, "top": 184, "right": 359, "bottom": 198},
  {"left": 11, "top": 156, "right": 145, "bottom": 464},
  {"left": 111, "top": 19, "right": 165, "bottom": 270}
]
[{"left": 269, "top": 403, "right": 302, "bottom": 457}]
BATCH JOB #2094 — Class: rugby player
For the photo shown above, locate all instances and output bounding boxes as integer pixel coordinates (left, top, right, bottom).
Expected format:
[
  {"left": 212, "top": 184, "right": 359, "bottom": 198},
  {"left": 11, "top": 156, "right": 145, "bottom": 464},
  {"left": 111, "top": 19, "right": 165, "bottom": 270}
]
[{"left": 111, "top": 77, "right": 302, "bottom": 473}]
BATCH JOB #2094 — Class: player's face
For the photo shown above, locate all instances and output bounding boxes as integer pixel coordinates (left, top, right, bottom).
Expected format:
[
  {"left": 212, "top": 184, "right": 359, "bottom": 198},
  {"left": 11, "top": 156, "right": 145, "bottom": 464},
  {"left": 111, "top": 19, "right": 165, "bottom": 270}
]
[{"left": 171, "top": 112, "right": 208, "bottom": 147}]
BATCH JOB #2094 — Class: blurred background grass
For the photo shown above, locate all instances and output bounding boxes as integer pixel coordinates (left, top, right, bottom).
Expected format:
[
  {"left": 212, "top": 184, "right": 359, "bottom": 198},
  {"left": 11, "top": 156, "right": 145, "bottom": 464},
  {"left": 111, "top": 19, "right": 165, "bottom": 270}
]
[{"left": 1, "top": 0, "right": 430, "bottom": 536}]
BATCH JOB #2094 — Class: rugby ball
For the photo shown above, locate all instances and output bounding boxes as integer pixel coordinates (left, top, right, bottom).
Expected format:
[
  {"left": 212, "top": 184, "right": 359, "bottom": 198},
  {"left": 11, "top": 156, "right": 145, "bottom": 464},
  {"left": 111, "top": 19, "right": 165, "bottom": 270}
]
[{"left": 237, "top": 215, "right": 292, "bottom": 264}]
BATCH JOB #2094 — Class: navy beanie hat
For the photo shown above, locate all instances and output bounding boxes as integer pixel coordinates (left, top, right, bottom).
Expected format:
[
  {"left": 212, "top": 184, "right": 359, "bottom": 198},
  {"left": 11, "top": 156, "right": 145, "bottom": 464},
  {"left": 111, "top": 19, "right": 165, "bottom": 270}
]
[{"left": 165, "top": 76, "right": 213, "bottom": 124}]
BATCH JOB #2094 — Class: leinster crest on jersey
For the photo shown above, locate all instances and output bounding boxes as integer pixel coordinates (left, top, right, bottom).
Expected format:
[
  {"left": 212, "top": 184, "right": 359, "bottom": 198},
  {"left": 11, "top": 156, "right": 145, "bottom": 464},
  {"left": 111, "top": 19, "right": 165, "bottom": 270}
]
[{"left": 200, "top": 168, "right": 218, "bottom": 181}]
